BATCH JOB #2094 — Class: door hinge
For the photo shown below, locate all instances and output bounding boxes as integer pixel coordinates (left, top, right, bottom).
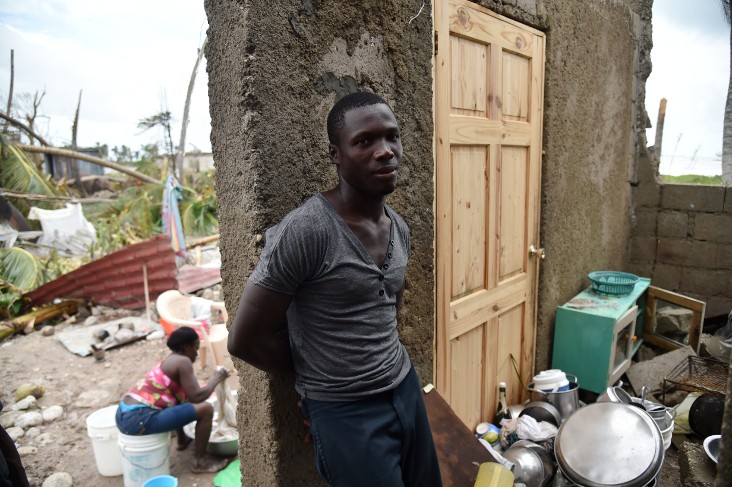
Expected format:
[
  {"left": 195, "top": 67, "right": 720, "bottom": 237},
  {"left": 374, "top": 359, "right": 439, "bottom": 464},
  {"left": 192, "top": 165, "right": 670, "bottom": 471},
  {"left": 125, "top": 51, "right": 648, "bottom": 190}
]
[{"left": 434, "top": 31, "right": 438, "bottom": 56}]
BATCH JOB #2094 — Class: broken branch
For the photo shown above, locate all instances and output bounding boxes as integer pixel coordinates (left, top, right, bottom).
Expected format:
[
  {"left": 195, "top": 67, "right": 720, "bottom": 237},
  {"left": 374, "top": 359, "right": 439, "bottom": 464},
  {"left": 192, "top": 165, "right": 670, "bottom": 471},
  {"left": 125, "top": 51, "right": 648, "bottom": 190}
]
[
  {"left": 0, "top": 112, "right": 51, "bottom": 147},
  {"left": 0, "top": 299, "right": 83, "bottom": 341},
  {"left": 0, "top": 189, "right": 114, "bottom": 204}
]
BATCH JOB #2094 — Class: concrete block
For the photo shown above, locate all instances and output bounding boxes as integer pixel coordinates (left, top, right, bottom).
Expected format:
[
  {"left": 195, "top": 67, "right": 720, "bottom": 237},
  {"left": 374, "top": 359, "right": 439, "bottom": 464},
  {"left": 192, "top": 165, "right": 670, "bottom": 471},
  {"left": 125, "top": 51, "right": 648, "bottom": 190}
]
[
  {"left": 706, "top": 296, "right": 732, "bottom": 318},
  {"left": 718, "top": 243, "right": 732, "bottom": 270},
  {"left": 679, "top": 440, "right": 718, "bottom": 487},
  {"left": 657, "top": 239, "right": 717, "bottom": 269},
  {"left": 632, "top": 208, "right": 657, "bottom": 237},
  {"left": 694, "top": 213, "right": 732, "bottom": 243},
  {"left": 636, "top": 154, "right": 660, "bottom": 184},
  {"left": 634, "top": 182, "right": 660, "bottom": 208},
  {"left": 661, "top": 184, "right": 725, "bottom": 212},
  {"left": 651, "top": 263, "right": 681, "bottom": 290},
  {"left": 628, "top": 262, "right": 653, "bottom": 280},
  {"left": 726, "top": 187, "right": 732, "bottom": 213},
  {"left": 657, "top": 210, "right": 688, "bottom": 238},
  {"left": 680, "top": 268, "right": 730, "bottom": 298},
  {"left": 630, "top": 236, "right": 657, "bottom": 263}
]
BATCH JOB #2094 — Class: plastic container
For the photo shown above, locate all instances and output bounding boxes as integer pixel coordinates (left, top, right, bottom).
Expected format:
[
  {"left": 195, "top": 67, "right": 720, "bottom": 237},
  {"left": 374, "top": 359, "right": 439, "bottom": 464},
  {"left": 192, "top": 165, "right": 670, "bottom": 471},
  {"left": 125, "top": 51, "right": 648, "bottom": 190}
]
[
  {"left": 142, "top": 475, "right": 178, "bottom": 487},
  {"left": 86, "top": 405, "right": 123, "bottom": 477},
  {"left": 118, "top": 432, "right": 171, "bottom": 487},
  {"left": 159, "top": 318, "right": 175, "bottom": 337},
  {"left": 532, "top": 369, "right": 570, "bottom": 392},
  {"left": 473, "top": 462, "right": 514, "bottom": 487},
  {"left": 588, "top": 271, "right": 640, "bottom": 296}
]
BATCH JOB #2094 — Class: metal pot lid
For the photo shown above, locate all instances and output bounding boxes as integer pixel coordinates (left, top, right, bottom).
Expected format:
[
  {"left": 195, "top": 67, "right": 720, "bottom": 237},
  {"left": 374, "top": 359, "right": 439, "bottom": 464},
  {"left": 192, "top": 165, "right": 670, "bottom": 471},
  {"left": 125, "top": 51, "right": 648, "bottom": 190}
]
[{"left": 554, "top": 402, "right": 664, "bottom": 487}]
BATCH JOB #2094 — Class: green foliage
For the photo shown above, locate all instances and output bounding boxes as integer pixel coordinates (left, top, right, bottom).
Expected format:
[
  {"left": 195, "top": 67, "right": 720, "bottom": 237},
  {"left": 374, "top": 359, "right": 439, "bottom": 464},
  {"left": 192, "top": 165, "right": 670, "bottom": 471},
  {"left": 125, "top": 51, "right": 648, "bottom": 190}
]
[
  {"left": 180, "top": 169, "right": 218, "bottom": 237},
  {"left": 86, "top": 169, "right": 217, "bottom": 256},
  {"left": 661, "top": 174, "right": 723, "bottom": 185},
  {"left": 0, "top": 247, "right": 42, "bottom": 291},
  {"left": 0, "top": 282, "right": 28, "bottom": 319},
  {"left": 138, "top": 111, "right": 175, "bottom": 156},
  {"left": 0, "top": 136, "right": 66, "bottom": 214}
]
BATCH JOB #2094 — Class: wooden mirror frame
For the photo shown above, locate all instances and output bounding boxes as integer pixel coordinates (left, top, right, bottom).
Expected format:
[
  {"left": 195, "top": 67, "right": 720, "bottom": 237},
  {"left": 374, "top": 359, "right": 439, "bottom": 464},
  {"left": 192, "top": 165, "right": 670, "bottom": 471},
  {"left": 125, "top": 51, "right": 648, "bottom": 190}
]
[{"left": 643, "top": 286, "right": 706, "bottom": 353}]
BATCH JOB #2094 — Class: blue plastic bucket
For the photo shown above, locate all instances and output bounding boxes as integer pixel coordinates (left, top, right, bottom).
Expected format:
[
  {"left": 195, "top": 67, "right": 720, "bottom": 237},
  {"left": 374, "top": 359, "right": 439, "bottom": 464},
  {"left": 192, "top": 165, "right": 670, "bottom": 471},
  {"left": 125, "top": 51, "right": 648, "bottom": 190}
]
[{"left": 142, "top": 475, "right": 178, "bottom": 487}]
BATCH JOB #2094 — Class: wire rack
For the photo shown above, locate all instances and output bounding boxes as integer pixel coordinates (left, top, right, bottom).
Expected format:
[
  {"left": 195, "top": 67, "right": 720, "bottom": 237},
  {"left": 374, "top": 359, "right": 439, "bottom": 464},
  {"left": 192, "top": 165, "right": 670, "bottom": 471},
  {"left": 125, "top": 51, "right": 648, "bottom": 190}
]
[{"left": 662, "top": 356, "right": 728, "bottom": 403}]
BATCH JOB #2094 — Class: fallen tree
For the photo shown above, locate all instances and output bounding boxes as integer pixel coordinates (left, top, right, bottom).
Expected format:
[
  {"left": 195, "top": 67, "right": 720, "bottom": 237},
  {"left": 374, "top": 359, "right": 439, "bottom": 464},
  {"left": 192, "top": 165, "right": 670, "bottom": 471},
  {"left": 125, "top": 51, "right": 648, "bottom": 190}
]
[
  {"left": 15, "top": 144, "right": 159, "bottom": 185},
  {"left": 0, "top": 299, "right": 83, "bottom": 341}
]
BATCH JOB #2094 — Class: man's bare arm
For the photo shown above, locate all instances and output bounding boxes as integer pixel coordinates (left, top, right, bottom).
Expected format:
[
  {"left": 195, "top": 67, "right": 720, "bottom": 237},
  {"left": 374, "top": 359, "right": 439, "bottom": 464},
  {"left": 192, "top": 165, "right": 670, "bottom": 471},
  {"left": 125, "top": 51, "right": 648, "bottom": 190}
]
[{"left": 228, "top": 282, "right": 294, "bottom": 374}]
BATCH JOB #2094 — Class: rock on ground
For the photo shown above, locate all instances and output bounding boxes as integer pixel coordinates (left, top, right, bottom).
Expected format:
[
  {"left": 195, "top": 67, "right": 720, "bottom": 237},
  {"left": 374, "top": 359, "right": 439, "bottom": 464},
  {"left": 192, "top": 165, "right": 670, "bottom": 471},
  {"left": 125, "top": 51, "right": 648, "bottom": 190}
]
[{"left": 42, "top": 472, "right": 73, "bottom": 487}]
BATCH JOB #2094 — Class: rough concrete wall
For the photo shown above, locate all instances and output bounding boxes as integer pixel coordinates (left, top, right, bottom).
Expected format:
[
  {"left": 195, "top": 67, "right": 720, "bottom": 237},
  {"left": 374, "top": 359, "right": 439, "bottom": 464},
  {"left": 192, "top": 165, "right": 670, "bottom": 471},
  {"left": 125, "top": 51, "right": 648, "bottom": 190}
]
[
  {"left": 629, "top": 149, "right": 732, "bottom": 318},
  {"left": 205, "top": 0, "right": 433, "bottom": 485},
  {"left": 531, "top": 0, "right": 653, "bottom": 371}
]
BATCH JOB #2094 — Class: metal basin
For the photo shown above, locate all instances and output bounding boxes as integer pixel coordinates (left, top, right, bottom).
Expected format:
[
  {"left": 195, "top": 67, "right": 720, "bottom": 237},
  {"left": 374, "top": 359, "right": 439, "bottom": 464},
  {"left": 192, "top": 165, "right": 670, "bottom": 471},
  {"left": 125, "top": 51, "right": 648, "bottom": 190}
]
[{"left": 182, "top": 421, "right": 238, "bottom": 457}]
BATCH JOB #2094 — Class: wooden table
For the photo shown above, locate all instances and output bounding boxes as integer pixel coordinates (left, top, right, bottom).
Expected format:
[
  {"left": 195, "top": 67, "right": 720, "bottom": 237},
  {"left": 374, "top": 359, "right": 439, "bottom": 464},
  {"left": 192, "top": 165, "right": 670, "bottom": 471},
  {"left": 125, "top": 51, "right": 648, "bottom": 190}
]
[{"left": 423, "top": 388, "right": 496, "bottom": 486}]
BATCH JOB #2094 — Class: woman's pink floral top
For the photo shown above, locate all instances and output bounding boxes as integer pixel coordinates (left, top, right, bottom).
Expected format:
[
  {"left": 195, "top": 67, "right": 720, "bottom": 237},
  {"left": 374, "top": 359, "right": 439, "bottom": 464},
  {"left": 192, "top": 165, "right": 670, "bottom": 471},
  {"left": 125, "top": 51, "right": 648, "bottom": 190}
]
[{"left": 127, "top": 361, "right": 186, "bottom": 409}]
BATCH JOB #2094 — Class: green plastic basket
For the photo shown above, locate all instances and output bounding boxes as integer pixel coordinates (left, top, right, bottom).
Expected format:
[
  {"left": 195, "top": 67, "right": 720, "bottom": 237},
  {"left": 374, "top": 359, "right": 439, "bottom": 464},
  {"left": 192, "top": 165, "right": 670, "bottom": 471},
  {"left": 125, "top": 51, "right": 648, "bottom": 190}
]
[{"left": 587, "top": 271, "right": 640, "bottom": 296}]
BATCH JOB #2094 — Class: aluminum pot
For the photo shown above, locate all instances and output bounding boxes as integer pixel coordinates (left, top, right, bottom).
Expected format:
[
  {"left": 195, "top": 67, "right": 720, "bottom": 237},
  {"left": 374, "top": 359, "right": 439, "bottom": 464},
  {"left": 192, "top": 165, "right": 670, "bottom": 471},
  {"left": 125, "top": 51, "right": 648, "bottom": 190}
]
[
  {"left": 554, "top": 402, "right": 664, "bottom": 487},
  {"left": 528, "top": 375, "right": 579, "bottom": 421}
]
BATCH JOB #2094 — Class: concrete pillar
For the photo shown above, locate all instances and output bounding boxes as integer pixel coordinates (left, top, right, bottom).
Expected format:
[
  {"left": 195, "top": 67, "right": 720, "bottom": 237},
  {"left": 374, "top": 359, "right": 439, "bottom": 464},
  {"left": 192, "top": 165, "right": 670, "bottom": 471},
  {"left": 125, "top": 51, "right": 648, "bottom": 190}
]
[{"left": 205, "top": 0, "right": 434, "bottom": 484}]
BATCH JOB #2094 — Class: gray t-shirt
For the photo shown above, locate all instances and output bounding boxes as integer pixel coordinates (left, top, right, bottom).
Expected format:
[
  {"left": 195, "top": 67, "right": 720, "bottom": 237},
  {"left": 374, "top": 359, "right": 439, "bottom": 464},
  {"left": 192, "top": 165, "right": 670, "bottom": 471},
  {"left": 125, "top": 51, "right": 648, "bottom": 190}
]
[{"left": 249, "top": 193, "right": 412, "bottom": 401}]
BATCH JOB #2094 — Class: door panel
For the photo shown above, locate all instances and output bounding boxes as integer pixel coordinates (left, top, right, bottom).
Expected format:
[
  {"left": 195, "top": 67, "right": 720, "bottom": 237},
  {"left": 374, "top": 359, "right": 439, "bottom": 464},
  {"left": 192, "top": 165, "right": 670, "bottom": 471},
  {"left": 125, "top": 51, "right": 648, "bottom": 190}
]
[{"left": 435, "top": 0, "right": 545, "bottom": 430}]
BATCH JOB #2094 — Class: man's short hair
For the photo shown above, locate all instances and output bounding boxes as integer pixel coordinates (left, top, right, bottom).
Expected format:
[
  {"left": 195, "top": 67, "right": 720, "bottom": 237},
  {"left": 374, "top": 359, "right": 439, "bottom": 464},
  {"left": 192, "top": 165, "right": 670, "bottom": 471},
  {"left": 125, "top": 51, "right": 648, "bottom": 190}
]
[{"left": 327, "top": 92, "right": 391, "bottom": 145}]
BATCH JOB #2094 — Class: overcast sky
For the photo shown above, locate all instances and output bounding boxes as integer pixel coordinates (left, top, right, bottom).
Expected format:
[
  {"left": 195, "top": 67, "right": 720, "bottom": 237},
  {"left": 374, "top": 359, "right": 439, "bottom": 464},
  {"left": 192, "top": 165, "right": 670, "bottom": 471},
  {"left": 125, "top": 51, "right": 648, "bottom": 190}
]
[
  {"left": 0, "top": 1, "right": 729, "bottom": 174},
  {"left": 645, "top": 0, "right": 728, "bottom": 176},
  {"left": 0, "top": 0, "right": 211, "bottom": 154}
]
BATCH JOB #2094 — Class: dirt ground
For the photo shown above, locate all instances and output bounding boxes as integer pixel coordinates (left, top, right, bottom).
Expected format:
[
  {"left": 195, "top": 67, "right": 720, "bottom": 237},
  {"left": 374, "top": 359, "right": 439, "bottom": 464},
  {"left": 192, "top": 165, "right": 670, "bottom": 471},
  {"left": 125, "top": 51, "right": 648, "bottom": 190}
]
[
  {"left": 0, "top": 309, "right": 234, "bottom": 487},
  {"left": 1, "top": 307, "right": 693, "bottom": 487}
]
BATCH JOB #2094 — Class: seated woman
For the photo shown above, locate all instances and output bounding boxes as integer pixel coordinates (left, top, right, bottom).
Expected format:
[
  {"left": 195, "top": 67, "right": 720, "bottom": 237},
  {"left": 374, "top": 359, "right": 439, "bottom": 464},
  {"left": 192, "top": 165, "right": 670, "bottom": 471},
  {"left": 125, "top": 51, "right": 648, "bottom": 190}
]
[{"left": 115, "top": 326, "right": 231, "bottom": 473}]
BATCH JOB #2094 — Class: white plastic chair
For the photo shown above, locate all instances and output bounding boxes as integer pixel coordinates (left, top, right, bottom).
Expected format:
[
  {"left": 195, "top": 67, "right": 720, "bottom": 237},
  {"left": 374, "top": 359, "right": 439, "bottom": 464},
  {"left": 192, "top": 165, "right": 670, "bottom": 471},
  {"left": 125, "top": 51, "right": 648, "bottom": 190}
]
[{"left": 155, "top": 290, "right": 228, "bottom": 368}]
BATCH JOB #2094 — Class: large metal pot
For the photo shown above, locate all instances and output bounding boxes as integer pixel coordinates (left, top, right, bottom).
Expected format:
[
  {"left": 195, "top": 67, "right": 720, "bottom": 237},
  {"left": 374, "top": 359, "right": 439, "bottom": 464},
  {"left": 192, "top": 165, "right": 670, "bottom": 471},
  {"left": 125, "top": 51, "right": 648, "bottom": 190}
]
[
  {"left": 528, "top": 375, "right": 580, "bottom": 421},
  {"left": 554, "top": 402, "right": 664, "bottom": 487}
]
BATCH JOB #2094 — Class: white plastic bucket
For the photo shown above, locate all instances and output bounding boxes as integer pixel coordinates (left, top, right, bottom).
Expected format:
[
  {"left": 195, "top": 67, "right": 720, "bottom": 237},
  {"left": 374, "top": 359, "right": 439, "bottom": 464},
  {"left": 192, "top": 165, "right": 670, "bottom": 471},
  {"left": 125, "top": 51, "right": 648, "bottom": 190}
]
[
  {"left": 86, "top": 405, "right": 123, "bottom": 477},
  {"left": 532, "top": 369, "right": 570, "bottom": 392},
  {"left": 118, "top": 432, "right": 171, "bottom": 487}
]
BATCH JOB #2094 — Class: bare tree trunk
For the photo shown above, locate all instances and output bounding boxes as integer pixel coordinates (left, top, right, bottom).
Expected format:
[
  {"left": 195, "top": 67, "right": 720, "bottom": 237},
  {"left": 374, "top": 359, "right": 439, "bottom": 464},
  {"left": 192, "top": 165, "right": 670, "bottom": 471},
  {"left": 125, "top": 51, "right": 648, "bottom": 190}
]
[
  {"left": 70, "top": 90, "right": 86, "bottom": 194},
  {"left": 2, "top": 49, "right": 13, "bottom": 135},
  {"left": 654, "top": 98, "right": 667, "bottom": 154},
  {"left": 24, "top": 90, "right": 45, "bottom": 147},
  {"left": 723, "top": 23, "right": 732, "bottom": 186},
  {"left": 175, "top": 36, "right": 208, "bottom": 183}
]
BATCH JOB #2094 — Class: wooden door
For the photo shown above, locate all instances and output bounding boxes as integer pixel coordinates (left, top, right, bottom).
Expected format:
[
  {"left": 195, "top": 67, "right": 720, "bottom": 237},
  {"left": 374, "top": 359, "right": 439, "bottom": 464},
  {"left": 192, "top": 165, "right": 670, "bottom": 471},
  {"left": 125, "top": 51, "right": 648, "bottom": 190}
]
[{"left": 434, "top": 0, "right": 545, "bottom": 430}]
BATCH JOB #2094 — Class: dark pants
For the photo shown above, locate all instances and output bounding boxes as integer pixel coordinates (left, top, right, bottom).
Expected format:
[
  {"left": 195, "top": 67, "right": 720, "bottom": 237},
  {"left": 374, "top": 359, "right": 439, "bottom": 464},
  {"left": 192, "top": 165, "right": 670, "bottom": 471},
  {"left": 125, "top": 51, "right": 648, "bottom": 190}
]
[
  {"left": 0, "top": 424, "right": 29, "bottom": 487},
  {"left": 301, "top": 366, "right": 443, "bottom": 487}
]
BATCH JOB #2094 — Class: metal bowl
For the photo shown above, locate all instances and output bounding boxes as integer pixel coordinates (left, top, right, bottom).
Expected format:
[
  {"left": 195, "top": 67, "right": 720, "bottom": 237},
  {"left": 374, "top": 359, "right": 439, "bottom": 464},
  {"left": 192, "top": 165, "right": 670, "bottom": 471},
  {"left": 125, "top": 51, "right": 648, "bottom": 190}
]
[
  {"left": 502, "top": 441, "right": 550, "bottom": 487},
  {"left": 182, "top": 421, "right": 238, "bottom": 457},
  {"left": 703, "top": 435, "right": 721, "bottom": 463},
  {"left": 520, "top": 401, "right": 562, "bottom": 427},
  {"left": 207, "top": 436, "right": 238, "bottom": 457}
]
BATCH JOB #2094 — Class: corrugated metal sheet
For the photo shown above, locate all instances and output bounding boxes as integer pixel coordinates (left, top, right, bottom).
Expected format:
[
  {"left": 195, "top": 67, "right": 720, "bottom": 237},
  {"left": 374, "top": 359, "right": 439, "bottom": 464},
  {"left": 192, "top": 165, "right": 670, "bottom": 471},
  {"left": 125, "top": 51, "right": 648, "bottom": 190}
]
[{"left": 24, "top": 235, "right": 220, "bottom": 309}]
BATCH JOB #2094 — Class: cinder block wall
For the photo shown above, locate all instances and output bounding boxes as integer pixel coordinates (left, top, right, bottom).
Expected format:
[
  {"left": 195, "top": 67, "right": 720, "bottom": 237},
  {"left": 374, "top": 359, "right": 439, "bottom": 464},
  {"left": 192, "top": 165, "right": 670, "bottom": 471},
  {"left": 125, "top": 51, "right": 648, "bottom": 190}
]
[{"left": 630, "top": 149, "right": 732, "bottom": 318}]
